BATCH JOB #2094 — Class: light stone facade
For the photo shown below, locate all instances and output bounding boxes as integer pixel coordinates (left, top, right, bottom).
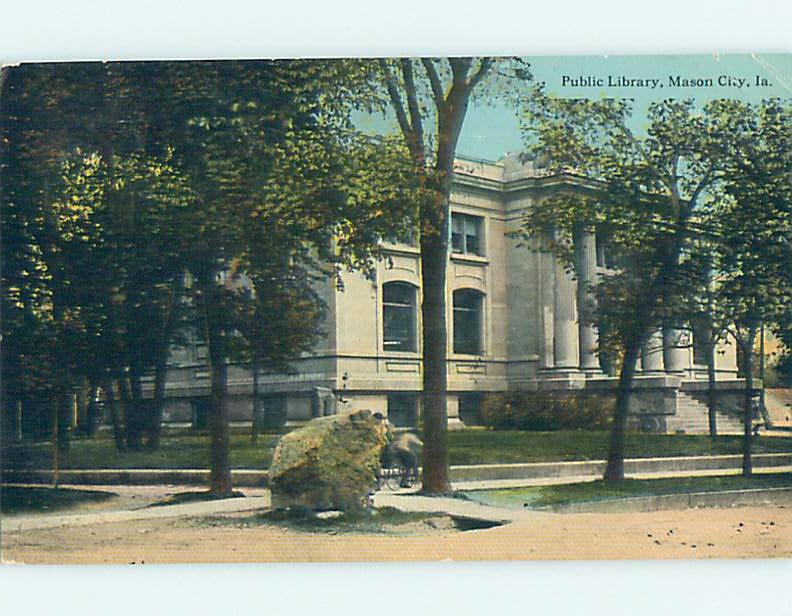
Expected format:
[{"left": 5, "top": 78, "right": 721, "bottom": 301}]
[{"left": 158, "top": 155, "right": 743, "bottom": 433}]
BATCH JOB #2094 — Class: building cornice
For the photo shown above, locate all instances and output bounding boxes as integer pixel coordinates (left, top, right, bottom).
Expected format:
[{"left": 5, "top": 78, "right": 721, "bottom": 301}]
[{"left": 452, "top": 168, "right": 601, "bottom": 197}]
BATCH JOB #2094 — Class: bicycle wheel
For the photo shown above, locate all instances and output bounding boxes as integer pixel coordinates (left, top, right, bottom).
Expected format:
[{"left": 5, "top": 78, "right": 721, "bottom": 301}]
[
  {"left": 376, "top": 468, "right": 387, "bottom": 491},
  {"left": 384, "top": 463, "right": 405, "bottom": 491}
]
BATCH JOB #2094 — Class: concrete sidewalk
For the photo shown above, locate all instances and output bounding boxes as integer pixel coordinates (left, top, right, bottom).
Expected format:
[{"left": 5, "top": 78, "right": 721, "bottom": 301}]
[
  {"left": 373, "top": 492, "right": 527, "bottom": 523},
  {"left": 3, "top": 492, "right": 271, "bottom": 533},
  {"left": 3, "top": 487, "right": 525, "bottom": 534},
  {"left": 450, "top": 464, "right": 792, "bottom": 491},
  {"left": 374, "top": 486, "right": 792, "bottom": 517},
  {"left": 6, "top": 467, "right": 792, "bottom": 533}
]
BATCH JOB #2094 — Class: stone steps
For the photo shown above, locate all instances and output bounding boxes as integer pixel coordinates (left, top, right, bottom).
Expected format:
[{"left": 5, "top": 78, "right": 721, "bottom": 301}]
[{"left": 668, "top": 392, "right": 745, "bottom": 435}]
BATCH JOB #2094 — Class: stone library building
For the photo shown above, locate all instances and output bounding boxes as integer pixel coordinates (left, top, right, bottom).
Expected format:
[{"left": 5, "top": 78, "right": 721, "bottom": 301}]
[{"left": 158, "top": 154, "right": 745, "bottom": 434}]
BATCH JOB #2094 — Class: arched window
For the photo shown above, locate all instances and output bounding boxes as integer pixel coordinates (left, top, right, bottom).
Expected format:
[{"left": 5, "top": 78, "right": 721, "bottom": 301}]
[
  {"left": 383, "top": 282, "right": 417, "bottom": 352},
  {"left": 453, "top": 289, "right": 484, "bottom": 355}
]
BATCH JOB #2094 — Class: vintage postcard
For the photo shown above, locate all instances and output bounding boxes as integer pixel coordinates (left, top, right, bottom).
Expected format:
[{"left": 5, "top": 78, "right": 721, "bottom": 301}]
[{"left": 1, "top": 53, "right": 791, "bottom": 566}]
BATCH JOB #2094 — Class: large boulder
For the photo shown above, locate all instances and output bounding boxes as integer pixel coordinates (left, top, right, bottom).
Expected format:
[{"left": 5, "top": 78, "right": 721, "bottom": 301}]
[{"left": 268, "top": 410, "right": 388, "bottom": 512}]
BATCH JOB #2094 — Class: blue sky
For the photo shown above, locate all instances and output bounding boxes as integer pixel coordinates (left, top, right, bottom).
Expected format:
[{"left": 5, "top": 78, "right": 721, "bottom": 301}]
[{"left": 360, "top": 54, "right": 792, "bottom": 162}]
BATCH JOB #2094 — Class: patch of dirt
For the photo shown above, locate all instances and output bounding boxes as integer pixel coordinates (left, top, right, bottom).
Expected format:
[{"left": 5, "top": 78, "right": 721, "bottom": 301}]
[
  {"left": 3, "top": 504, "right": 791, "bottom": 564},
  {"left": 189, "top": 507, "right": 462, "bottom": 536},
  {"left": 384, "top": 515, "right": 458, "bottom": 535}
]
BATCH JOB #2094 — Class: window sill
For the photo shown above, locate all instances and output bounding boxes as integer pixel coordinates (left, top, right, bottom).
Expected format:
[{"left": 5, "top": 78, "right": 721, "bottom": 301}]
[
  {"left": 382, "top": 243, "right": 420, "bottom": 256},
  {"left": 450, "top": 253, "right": 489, "bottom": 265},
  {"left": 382, "top": 349, "right": 421, "bottom": 357}
]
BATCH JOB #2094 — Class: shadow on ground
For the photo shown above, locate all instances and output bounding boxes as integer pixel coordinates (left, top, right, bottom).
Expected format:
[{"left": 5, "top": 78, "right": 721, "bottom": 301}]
[{"left": 0, "top": 485, "right": 118, "bottom": 514}]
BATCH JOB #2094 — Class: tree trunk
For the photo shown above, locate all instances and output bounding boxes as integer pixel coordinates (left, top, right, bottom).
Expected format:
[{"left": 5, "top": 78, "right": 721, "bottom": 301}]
[
  {"left": 381, "top": 58, "right": 490, "bottom": 494},
  {"left": 741, "top": 327, "right": 757, "bottom": 478},
  {"left": 147, "top": 358, "right": 168, "bottom": 449},
  {"left": 251, "top": 364, "right": 260, "bottom": 444},
  {"left": 86, "top": 381, "right": 100, "bottom": 437},
  {"left": 602, "top": 201, "right": 691, "bottom": 481},
  {"left": 74, "top": 382, "right": 88, "bottom": 436},
  {"left": 116, "top": 374, "right": 132, "bottom": 450},
  {"left": 126, "top": 367, "right": 144, "bottom": 451},
  {"left": 419, "top": 202, "right": 451, "bottom": 494},
  {"left": 202, "top": 283, "right": 233, "bottom": 497},
  {"left": 604, "top": 336, "right": 641, "bottom": 481},
  {"left": 417, "top": 81, "right": 473, "bottom": 494},
  {"left": 147, "top": 281, "right": 179, "bottom": 450},
  {"left": 51, "top": 399, "right": 59, "bottom": 488},
  {"left": 705, "top": 333, "right": 719, "bottom": 437},
  {"left": 759, "top": 323, "right": 768, "bottom": 425},
  {"left": 57, "top": 392, "right": 72, "bottom": 453},
  {"left": 208, "top": 349, "right": 232, "bottom": 496},
  {"left": 105, "top": 379, "right": 126, "bottom": 451},
  {"left": 15, "top": 399, "right": 24, "bottom": 442}
]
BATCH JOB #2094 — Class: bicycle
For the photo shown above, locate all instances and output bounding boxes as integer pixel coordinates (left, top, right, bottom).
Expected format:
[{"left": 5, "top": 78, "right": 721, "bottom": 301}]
[{"left": 376, "top": 461, "right": 418, "bottom": 491}]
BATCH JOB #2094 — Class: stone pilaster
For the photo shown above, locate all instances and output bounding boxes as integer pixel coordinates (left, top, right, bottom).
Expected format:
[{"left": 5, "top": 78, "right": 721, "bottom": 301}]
[
  {"left": 575, "top": 227, "right": 599, "bottom": 371},
  {"left": 641, "top": 329, "right": 665, "bottom": 373},
  {"left": 663, "top": 327, "right": 690, "bottom": 373},
  {"left": 553, "top": 243, "right": 579, "bottom": 370},
  {"left": 539, "top": 235, "right": 556, "bottom": 370}
]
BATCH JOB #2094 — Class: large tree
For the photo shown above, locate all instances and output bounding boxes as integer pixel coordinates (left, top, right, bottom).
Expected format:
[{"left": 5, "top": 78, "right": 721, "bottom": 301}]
[
  {"left": 131, "top": 60, "right": 418, "bottom": 495},
  {"left": 369, "top": 57, "right": 528, "bottom": 493},
  {"left": 2, "top": 61, "right": 418, "bottom": 496},
  {"left": 1, "top": 63, "right": 196, "bottom": 451},
  {"left": 1, "top": 63, "right": 115, "bottom": 448},
  {"left": 706, "top": 99, "right": 792, "bottom": 476},
  {"left": 50, "top": 148, "right": 194, "bottom": 450},
  {"left": 521, "top": 96, "right": 749, "bottom": 481}
]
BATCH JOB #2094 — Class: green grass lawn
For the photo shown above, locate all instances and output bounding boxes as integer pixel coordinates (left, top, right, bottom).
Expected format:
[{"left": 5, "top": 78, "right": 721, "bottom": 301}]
[
  {"left": 1, "top": 433, "right": 281, "bottom": 471},
  {"left": 459, "top": 472, "right": 792, "bottom": 510},
  {"left": 2, "top": 429, "right": 790, "bottom": 471},
  {"left": 445, "top": 429, "right": 792, "bottom": 465}
]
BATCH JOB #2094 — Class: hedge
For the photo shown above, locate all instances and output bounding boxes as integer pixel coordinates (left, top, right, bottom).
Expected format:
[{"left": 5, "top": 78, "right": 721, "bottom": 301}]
[{"left": 480, "top": 391, "right": 614, "bottom": 431}]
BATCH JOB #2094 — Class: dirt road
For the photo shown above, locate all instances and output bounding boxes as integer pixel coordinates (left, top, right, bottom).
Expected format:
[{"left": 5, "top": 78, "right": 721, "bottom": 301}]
[{"left": 3, "top": 504, "right": 790, "bottom": 564}]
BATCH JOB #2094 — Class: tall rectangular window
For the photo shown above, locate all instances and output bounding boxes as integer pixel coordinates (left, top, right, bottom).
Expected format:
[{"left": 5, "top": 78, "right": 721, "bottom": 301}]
[
  {"left": 453, "top": 288, "right": 484, "bottom": 355},
  {"left": 383, "top": 282, "right": 417, "bottom": 352},
  {"left": 451, "top": 213, "right": 483, "bottom": 256}
]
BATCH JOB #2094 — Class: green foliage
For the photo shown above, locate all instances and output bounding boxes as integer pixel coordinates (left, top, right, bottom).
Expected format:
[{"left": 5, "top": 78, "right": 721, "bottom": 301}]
[
  {"left": 480, "top": 391, "right": 614, "bottom": 431},
  {"left": 1, "top": 63, "right": 198, "bottom": 413},
  {"left": 709, "top": 100, "right": 792, "bottom": 347},
  {"left": 1, "top": 60, "right": 421, "bottom": 418},
  {"left": 519, "top": 92, "right": 792, "bottom": 478},
  {"left": 770, "top": 351, "right": 792, "bottom": 387},
  {"left": 51, "top": 149, "right": 194, "bottom": 376},
  {"left": 520, "top": 96, "right": 755, "bottom": 354}
]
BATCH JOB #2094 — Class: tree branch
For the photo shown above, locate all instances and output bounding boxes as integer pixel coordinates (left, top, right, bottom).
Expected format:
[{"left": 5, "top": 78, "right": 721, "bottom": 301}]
[
  {"left": 377, "top": 58, "right": 412, "bottom": 141},
  {"left": 448, "top": 57, "right": 473, "bottom": 93},
  {"left": 420, "top": 58, "right": 445, "bottom": 111},
  {"left": 687, "top": 163, "right": 716, "bottom": 213},
  {"left": 400, "top": 58, "right": 424, "bottom": 141},
  {"left": 614, "top": 118, "right": 674, "bottom": 192},
  {"left": 466, "top": 57, "right": 494, "bottom": 91}
]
